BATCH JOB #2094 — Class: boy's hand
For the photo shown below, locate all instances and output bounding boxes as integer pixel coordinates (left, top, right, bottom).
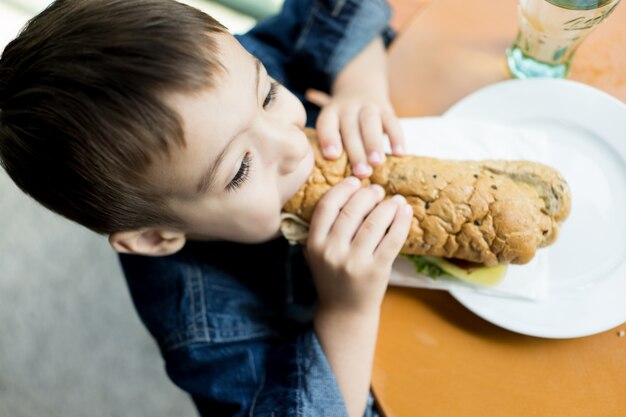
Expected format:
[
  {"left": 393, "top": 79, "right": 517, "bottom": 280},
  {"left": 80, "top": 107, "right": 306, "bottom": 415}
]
[
  {"left": 306, "top": 35, "right": 405, "bottom": 180},
  {"left": 308, "top": 89, "right": 405, "bottom": 179},
  {"left": 305, "top": 177, "right": 413, "bottom": 314}
]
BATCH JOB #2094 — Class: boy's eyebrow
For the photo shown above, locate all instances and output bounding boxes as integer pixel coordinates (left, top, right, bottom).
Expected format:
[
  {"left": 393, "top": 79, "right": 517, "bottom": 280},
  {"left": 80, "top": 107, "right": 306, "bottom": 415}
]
[{"left": 196, "top": 57, "right": 262, "bottom": 194}]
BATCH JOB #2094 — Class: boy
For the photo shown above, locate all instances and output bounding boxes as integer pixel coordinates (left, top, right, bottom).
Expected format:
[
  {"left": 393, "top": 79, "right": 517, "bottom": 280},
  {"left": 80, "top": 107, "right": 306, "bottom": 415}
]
[{"left": 0, "top": 1, "right": 413, "bottom": 416}]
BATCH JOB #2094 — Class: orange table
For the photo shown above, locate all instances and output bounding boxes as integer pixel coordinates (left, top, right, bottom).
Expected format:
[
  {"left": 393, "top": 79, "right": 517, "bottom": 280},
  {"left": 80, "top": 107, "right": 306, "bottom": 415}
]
[{"left": 374, "top": 1, "right": 626, "bottom": 416}]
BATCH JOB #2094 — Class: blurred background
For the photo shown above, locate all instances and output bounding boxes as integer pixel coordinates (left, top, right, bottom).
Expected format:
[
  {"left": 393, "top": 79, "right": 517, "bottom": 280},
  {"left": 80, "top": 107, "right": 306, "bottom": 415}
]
[{"left": 0, "top": 1, "right": 273, "bottom": 416}]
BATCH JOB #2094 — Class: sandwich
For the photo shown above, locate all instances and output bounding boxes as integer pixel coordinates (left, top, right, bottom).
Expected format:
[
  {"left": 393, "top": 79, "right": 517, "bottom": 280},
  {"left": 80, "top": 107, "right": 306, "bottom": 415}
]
[{"left": 281, "top": 128, "right": 571, "bottom": 285}]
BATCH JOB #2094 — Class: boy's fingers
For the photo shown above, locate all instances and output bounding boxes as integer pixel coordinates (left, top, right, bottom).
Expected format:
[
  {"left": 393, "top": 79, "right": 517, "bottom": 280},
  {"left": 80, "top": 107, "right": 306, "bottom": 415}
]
[
  {"left": 305, "top": 89, "right": 331, "bottom": 107},
  {"left": 340, "top": 110, "right": 371, "bottom": 179},
  {"left": 316, "top": 108, "right": 343, "bottom": 160},
  {"left": 382, "top": 110, "right": 405, "bottom": 156},
  {"left": 328, "top": 184, "right": 386, "bottom": 242},
  {"left": 358, "top": 104, "right": 385, "bottom": 168},
  {"left": 352, "top": 195, "right": 405, "bottom": 255},
  {"left": 375, "top": 201, "right": 413, "bottom": 262},
  {"left": 308, "top": 177, "right": 361, "bottom": 246}
]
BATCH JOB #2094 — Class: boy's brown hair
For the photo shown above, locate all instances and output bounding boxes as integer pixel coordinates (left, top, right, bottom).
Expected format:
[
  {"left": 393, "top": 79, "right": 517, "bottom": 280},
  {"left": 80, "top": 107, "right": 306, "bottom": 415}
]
[{"left": 0, "top": 0, "right": 227, "bottom": 234}]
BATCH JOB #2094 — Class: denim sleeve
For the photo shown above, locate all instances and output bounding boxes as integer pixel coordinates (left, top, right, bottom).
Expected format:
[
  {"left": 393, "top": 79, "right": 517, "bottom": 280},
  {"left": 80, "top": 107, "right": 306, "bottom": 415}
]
[
  {"left": 239, "top": 0, "right": 393, "bottom": 94},
  {"left": 119, "top": 239, "right": 379, "bottom": 417},
  {"left": 165, "top": 330, "right": 348, "bottom": 417}
]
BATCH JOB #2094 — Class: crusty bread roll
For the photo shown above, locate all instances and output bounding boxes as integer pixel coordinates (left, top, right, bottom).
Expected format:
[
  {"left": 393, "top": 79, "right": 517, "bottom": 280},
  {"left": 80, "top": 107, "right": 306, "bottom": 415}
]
[{"left": 281, "top": 128, "right": 571, "bottom": 266}]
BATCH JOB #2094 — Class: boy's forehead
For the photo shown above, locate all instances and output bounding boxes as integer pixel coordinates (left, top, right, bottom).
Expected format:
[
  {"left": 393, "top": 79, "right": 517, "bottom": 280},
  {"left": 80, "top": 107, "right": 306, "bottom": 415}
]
[
  {"left": 154, "top": 35, "right": 258, "bottom": 195},
  {"left": 165, "top": 34, "right": 256, "bottom": 135},
  {"left": 216, "top": 34, "right": 256, "bottom": 78},
  {"left": 192, "top": 34, "right": 257, "bottom": 103}
]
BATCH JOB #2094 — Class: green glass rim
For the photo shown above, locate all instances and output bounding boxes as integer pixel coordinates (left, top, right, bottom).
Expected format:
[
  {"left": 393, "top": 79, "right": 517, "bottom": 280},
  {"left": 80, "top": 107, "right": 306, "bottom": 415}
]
[{"left": 545, "top": 0, "right": 618, "bottom": 10}]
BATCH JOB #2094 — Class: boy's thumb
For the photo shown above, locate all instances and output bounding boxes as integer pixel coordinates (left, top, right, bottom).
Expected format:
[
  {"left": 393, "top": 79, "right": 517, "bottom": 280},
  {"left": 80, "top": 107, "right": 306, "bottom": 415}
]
[{"left": 305, "top": 89, "right": 331, "bottom": 107}]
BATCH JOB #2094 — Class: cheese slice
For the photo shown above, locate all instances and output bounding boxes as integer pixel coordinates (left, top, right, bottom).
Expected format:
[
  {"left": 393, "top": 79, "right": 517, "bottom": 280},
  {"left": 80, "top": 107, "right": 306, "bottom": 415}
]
[
  {"left": 424, "top": 256, "right": 507, "bottom": 286},
  {"left": 405, "top": 255, "right": 507, "bottom": 286}
]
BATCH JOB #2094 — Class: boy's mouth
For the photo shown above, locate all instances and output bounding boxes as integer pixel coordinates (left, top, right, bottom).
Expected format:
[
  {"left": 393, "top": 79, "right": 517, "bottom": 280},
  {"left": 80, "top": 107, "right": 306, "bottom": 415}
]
[{"left": 282, "top": 143, "right": 315, "bottom": 206}]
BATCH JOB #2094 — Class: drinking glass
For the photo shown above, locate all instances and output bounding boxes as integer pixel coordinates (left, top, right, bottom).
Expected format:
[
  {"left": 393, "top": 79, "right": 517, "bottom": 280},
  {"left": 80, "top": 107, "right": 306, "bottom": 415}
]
[{"left": 507, "top": 0, "right": 621, "bottom": 78}]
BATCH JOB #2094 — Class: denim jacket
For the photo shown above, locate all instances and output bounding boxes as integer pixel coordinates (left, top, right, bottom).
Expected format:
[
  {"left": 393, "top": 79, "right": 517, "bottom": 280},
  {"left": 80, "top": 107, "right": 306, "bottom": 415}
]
[{"left": 119, "top": 1, "right": 394, "bottom": 416}]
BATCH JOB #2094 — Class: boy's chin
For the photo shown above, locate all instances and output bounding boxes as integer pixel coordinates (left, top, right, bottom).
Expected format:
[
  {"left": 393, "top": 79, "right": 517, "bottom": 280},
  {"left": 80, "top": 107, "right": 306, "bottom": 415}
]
[
  {"left": 226, "top": 224, "right": 283, "bottom": 244},
  {"left": 187, "top": 226, "right": 282, "bottom": 244},
  {"left": 262, "top": 228, "right": 283, "bottom": 242}
]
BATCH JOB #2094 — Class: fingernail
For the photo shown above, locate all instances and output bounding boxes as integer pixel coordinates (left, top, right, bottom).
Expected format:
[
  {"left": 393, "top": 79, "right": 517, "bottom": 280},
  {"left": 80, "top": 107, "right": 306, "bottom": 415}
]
[
  {"left": 370, "top": 184, "right": 385, "bottom": 197},
  {"left": 392, "top": 194, "right": 406, "bottom": 204},
  {"left": 393, "top": 144, "right": 405, "bottom": 155},
  {"left": 345, "top": 176, "right": 361, "bottom": 187},
  {"left": 324, "top": 145, "right": 340, "bottom": 158},
  {"left": 353, "top": 163, "right": 372, "bottom": 176},
  {"left": 369, "top": 151, "right": 383, "bottom": 165}
]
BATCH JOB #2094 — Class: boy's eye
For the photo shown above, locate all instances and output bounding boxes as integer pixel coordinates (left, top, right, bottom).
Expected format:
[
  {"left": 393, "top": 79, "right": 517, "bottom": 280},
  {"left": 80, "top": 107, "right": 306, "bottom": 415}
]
[
  {"left": 263, "top": 81, "right": 279, "bottom": 109},
  {"left": 226, "top": 152, "right": 252, "bottom": 192}
]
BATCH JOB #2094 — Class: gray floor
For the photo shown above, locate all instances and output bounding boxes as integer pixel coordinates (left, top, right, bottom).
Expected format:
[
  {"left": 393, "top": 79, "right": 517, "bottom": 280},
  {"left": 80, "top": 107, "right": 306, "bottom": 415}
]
[
  {"left": 0, "top": 173, "right": 197, "bottom": 417},
  {"left": 0, "top": 1, "right": 256, "bottom": 416}
]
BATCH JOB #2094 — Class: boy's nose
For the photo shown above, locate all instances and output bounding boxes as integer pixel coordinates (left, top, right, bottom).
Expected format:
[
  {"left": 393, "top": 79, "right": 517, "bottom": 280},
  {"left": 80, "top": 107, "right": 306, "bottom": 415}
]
[
  {"left": 294, "top": 102, "right": 307, "bottom": 130},
  {"left": 276, "top": 131, "right": 309, "bottom": 175}
]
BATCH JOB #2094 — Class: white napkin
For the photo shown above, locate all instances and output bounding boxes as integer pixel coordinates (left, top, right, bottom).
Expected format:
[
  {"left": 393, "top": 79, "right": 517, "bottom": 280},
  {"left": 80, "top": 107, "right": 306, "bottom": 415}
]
[{"left": 387, "top": 117, "right": 551, "bottom": 300}]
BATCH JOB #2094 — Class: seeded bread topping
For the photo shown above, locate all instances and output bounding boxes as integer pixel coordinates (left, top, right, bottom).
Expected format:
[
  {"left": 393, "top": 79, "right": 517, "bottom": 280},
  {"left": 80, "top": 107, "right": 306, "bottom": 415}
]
[{"left": 282, "top": 129, "right": 571, "bottom": 266}]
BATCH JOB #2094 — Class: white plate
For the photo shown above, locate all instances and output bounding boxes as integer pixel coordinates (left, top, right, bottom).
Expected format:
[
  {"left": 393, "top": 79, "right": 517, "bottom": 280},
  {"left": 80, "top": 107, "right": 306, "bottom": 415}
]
[{"left": 443, "top": 79, "right": 626, "bottom": 338}]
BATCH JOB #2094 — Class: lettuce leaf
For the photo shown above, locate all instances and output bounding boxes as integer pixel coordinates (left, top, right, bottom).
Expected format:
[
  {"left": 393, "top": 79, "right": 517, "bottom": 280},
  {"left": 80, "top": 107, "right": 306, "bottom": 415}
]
[{"left": 403, "top": 255, "right": 449, "bottom": 279}]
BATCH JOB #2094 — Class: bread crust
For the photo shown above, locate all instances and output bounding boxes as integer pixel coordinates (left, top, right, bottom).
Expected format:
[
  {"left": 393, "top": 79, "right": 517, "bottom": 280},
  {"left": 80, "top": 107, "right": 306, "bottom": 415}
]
[{"left": 282, "top": 129, "right": 571, "bottom": 266}]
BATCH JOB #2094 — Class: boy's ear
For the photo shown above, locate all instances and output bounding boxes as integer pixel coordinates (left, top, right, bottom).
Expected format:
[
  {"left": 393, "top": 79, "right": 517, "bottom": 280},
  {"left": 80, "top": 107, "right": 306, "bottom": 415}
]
[{"left": 108, "top": 228, "right": 187, "bottom": 256}]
